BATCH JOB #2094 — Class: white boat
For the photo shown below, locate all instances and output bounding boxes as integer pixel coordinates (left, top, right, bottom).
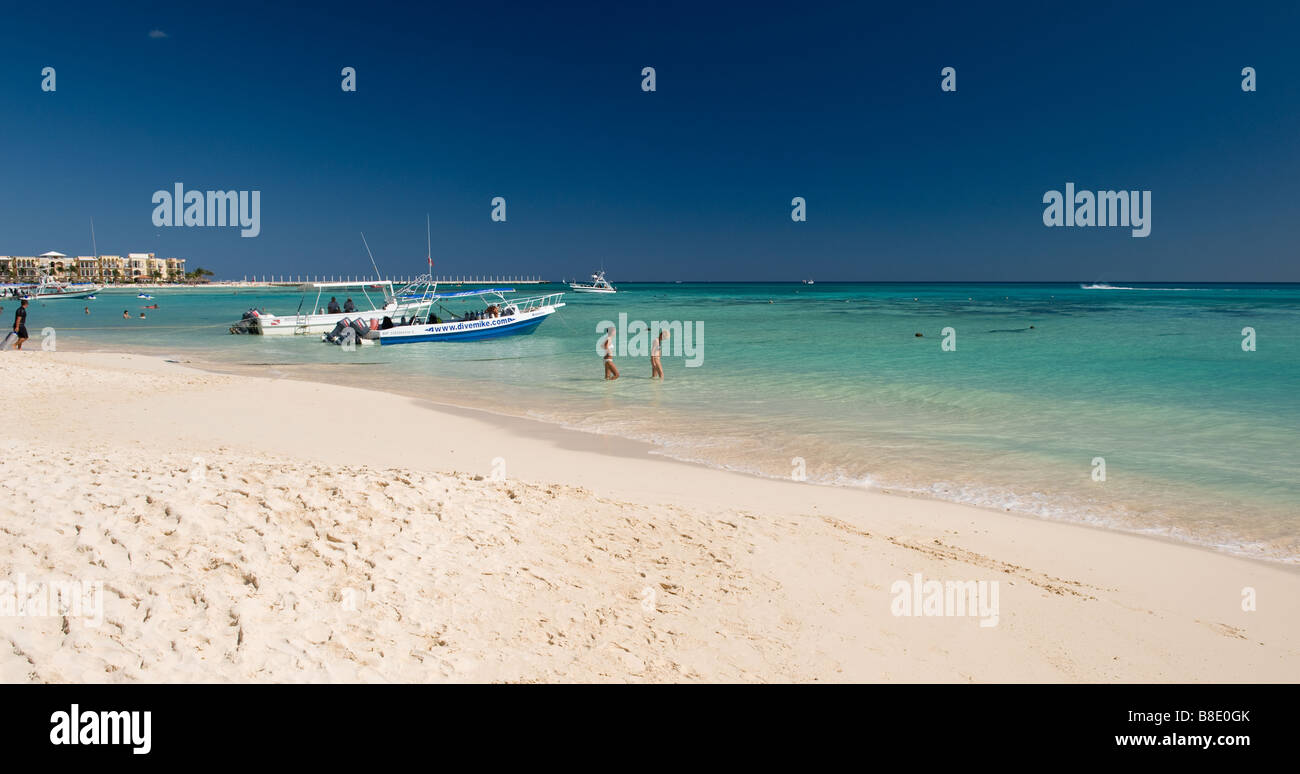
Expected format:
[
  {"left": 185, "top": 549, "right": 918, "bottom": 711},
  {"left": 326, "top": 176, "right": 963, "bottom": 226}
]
[
  {"left": 4, "top": 274, "right": 103, "bottom": 301},
  {"left": 231, "top": 280, "right": 426, "bottom": 335},
  {"left": 569, "top": 270, "right": 616, "bottom": 294},
  {"left": 802, "top": 278, "right": 814, "bottom": 285},
  {"left": 137, "top": 293, "right": 154, "bottom": 299},
  {"left": 322, "top": 278, "right": 565, "bottom": 346}
]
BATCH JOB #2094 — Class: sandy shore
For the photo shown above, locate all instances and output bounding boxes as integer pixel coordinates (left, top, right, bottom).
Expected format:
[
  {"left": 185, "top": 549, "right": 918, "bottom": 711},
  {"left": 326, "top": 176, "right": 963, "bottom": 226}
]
[{"left": 1, "top": 350, "right": 1296, "bottom": 682}]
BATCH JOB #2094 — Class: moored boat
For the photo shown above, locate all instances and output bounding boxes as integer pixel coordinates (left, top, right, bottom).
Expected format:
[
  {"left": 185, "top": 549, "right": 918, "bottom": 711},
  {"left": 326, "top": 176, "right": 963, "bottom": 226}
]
[
  {"left": 569, "top": 270, "right": 616, "bottom": 294},
  {"left": 322, "top": 278, "right": 564, "bottom": 346},
  {"left": 231, "top": 280, "right": 427, "bottom": 335},
  {"left": 4, "top": 274, "right": 103, "bottom": 301}
]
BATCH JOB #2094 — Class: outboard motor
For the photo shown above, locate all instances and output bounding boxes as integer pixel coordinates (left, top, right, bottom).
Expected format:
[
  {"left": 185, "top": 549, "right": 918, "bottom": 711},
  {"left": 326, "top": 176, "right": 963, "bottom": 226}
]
[{"left": 323, "top": 318, "right": 351, "bottom": 343}]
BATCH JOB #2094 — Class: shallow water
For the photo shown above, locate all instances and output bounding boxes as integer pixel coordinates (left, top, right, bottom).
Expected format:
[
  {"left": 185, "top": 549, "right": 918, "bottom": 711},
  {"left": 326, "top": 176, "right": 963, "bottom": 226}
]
[{"left": 26, "top": 281, "right": 1300, "bottom": 563}]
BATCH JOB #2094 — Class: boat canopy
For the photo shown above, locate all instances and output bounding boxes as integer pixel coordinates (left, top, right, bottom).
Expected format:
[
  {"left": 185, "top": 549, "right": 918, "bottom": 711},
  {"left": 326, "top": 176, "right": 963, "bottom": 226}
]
[{"left": 427, "top": 287, "right": 516, "bottom": 299}]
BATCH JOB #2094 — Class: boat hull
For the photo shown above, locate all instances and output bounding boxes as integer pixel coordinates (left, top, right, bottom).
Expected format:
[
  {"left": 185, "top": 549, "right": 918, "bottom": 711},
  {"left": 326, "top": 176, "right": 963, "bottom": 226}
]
[
  {"left": 356, "top": 305, "right": 561, "bottom": 345},
  {"left": 377, "top": 313, "right": 543, "bottom": 343}
]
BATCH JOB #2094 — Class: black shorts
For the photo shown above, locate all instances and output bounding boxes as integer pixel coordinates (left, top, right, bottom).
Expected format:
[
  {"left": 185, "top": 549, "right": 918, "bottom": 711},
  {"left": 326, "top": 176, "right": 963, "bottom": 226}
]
[{"left": 16, "top": 326, "right": 28, "bottom": 338}]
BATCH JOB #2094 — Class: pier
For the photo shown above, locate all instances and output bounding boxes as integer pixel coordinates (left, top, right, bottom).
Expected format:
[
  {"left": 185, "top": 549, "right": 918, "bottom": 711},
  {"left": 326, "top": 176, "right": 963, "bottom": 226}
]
[{"left": 241, "top": 275, "right": 550, "bottom": 285}]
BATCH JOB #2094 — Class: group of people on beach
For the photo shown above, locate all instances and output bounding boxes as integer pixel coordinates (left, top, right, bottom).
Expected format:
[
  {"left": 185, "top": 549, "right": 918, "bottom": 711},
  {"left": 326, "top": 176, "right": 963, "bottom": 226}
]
[{"left": 600, "top": 326, "right": 669, "bottom": 381}]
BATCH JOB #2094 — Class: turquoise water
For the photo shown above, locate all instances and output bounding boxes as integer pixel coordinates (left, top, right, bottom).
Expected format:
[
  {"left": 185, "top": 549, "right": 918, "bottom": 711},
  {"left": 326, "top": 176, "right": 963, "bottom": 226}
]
[{"left": 25, "top": 282, "right": 1300, "bottom": 562}]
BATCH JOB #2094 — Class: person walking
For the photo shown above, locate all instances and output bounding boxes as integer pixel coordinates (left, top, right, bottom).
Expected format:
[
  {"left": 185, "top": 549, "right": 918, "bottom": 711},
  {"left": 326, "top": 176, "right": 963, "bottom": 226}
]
[
  {"left": 602, "top": 326, "right": 619, "bottom": 380},
  {"left": 11, "top": 299, "right": 29, "bottom": 350},
  {"left": 650, "top": 328, "right": 670, "bottom": 379}
]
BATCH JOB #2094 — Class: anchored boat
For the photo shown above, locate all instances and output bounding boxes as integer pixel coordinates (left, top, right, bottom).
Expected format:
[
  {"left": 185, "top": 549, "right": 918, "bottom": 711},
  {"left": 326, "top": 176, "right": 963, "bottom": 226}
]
[
  {"left": 3, "top": 274, "right": 103, "bottom": 301},
  {"left": 230, "top": 280, "right": 430, "bottom": 335},
  {"left": 322, "top": 277, "right": 565, "bottom": 346},
  {"left": 569, "top": 270, "right": 616, "bottom": 294}
]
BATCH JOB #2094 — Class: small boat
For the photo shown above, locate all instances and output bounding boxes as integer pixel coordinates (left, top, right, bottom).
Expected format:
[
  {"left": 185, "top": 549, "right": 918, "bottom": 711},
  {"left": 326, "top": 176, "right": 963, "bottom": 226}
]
[
  {"left": 137, "top": 293, "right": 154, "bottom": 299},
  {"left": 802, "top": 278, "right": 814, "bottom": 285},
  {"left": 322, "top": 277, "right": 564, "bottom": 346},
  {"left": 569, "top": 270, "right": 616, "bottom": 294}
]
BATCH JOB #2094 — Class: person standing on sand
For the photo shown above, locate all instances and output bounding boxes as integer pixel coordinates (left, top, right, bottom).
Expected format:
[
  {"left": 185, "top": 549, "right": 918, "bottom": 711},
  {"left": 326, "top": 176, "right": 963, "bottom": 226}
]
[
  {"left": 650, "top": 328, "right": 669, "bottom": 379},
  {"left": 12, "top": 299, "right": 29, "bottom": 349},
  {"left": 603, "top": 326, "right": 619, "bottom": 380}
]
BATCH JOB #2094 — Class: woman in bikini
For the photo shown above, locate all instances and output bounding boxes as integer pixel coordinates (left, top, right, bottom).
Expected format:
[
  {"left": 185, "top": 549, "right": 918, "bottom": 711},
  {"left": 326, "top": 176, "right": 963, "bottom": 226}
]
[
  {"left": 603, "top": 326, "right": 619, "bottom": 380},
  {"left": 650, "top": 328, "right": 669, "bottom": 379}
]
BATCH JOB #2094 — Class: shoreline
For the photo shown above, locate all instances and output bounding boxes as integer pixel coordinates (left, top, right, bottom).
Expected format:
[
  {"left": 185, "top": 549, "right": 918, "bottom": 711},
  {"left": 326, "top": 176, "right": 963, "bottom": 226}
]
[
  {"left": 2, "top": 349, "right": 1297, "bottom": 682},
  {"left": 58, "top": 337, "right": 1300, "bottom": 569}
]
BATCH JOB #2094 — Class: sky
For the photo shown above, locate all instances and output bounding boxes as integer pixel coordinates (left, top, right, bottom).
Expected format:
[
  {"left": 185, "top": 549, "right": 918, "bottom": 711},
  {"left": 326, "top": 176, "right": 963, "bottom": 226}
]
[{"left": 0, "top": 0, "right": 1297, "bottom": 281}]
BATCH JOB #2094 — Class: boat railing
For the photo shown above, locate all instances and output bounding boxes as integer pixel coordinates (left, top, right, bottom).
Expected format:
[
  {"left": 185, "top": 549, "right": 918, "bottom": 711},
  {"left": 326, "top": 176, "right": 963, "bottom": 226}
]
[{"left": 508, "top": 292, "right": 566, "bottom": 312}]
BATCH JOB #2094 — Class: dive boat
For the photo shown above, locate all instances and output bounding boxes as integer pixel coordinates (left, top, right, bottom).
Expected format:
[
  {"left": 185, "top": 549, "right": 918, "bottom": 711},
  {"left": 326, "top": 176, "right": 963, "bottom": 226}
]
[
  {"left": 231, "top": 280, "right": 427, "bottom": 335},
  {"left": 322, "top": 278, "right": 564, "bottom": 346},
  {"left": 569, "top": 270, "right": 616, "bottom": 294}
]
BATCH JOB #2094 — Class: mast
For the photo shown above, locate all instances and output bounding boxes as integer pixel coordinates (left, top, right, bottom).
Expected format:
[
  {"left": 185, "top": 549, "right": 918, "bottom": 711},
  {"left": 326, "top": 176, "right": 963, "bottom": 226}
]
[{"left": 361, "top": 232, "right": 382, "bottom": 281}]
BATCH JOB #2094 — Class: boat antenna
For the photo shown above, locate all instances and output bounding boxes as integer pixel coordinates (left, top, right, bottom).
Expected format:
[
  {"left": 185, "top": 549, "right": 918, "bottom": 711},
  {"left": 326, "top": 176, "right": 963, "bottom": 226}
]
[
  {"left": 360, "top": 232, "right": 382, "bottom": 280},
  {"left": 426, "top": 214, "right": 432, "bottom": 274}
]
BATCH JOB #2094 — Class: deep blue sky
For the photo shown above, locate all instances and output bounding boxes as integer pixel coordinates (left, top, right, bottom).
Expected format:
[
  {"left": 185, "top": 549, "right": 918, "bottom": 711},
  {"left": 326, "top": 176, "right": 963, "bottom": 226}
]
[{"left": 1, "top": 1, "right": 1297, "bottom": 281}]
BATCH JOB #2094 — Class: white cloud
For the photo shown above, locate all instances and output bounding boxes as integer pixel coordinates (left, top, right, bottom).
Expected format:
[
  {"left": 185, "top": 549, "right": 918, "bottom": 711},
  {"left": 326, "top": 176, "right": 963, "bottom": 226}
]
[{"left": 148, "top": 29, "right": 168, "bottom": 39}]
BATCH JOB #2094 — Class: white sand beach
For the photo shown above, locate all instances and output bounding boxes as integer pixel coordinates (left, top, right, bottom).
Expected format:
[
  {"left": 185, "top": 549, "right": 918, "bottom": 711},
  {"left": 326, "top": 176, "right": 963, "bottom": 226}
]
[{"left": 1, "top": 351, "right": 1297, "bottom": 682}]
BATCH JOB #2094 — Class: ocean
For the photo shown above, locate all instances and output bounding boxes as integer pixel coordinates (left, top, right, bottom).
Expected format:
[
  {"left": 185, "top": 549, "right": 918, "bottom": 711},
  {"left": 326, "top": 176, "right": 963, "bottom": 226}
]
[{"left": 21, "top": 281, "right": 1300, "bottom": 563}]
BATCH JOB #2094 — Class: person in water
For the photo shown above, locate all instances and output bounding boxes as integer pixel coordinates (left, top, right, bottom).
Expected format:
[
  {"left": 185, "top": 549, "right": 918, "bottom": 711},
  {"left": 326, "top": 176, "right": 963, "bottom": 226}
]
[
  {"left": 327, "top": 297, "right": 341, "bottom": 313},
  {"left": 84, "top": 306, "right": 90, "bottom": 315},
  {"left": 11, "top": 300, "right": 29, "bottom": 350},
  {"left": 123, "top": 310, "right": 130, "bottom": 319},
  {"left": 650, "top": 328, "right": 670, "bottom": 380},
  {"left": 343, "top": 298, "right": 356, "bottom": 313},
  {"left": 602, "top": 326, "right": 619, "bottom": 380}
]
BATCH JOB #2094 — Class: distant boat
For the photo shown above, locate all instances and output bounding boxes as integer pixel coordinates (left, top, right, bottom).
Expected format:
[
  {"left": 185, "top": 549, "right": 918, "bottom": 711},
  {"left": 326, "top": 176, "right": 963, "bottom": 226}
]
[
  {"left": 137, "top": 293, "right": 154, "bottom": 299},
  {"left": 802, "top": 278, "right": 815, "bottom": 285},
  {"left": 4, "top": 273, "right": 103, "bottom": 301},
  {"left": 569, "top": 270, "right": 616, "bottom": 294}
]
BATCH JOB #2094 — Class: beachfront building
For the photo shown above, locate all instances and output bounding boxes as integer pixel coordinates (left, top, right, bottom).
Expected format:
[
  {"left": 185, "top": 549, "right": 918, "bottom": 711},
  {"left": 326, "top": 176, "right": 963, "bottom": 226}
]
[
  {"left": 5, "top": 256, "right": 42, "bottom": 281},
  {"left": 3, "top": 251, "right": 189, "bottom": 283},
  {"left": 127, "top": 252, "right": 151, "bottom": 281},
  {"left": 76, "top": 255, "right": 99, "bottom": 280},
  {"left": 98, "top": 255, "right": 126, "bottom": 283}
]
